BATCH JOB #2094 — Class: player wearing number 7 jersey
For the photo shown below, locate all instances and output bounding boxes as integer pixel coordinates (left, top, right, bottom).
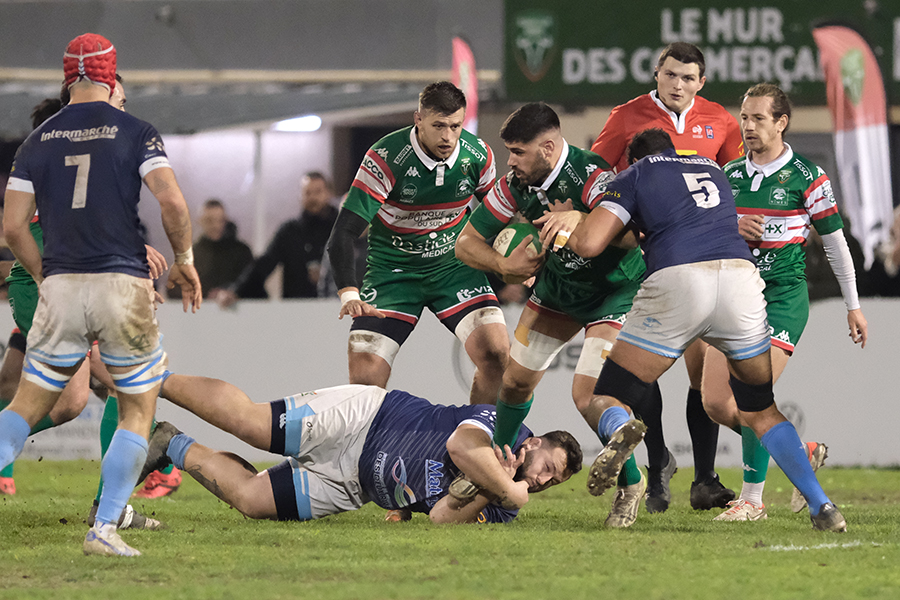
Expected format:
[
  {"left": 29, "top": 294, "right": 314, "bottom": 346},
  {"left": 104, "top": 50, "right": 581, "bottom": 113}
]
[{"left": 0, "top": 33, "right": 202, "bottom": 557}]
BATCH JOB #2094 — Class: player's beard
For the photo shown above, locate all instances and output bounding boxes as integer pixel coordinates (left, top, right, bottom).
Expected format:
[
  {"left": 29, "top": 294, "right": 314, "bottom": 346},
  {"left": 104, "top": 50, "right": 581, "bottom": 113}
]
[
  {"left": 514, "top": 452, "right": 543, "bottom": 493},
  {"left": 522, "top": 154, "right": 553, "bottom": 187}
]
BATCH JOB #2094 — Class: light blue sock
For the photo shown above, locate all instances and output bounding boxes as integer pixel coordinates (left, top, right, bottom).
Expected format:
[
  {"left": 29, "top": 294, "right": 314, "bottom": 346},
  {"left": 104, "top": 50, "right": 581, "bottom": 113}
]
[
  {"left": 166, "top": 433, "right": 196, "bottom": 470},
  {"left": 597, "top": 406, "right": 631, "bottom": 442},
  {"left": 760, "top": 421, "right": 830, "bottom": 516},
  {"left": 96, "top": 430, "right": 148, "bottom": 525},
  {"left": 0, "top": 410, "right": 31, "bottom": 471}
]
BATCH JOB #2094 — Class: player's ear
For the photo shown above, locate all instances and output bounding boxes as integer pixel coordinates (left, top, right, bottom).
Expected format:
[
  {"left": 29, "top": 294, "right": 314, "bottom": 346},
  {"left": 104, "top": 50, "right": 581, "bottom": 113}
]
[
  {"left": 697, "top": 75, "right": 706, "bottom": 91},
  {"left": 539, "top": 138, "right": 555, "bottom": 159},
  {"left": 520, "top": 437, "right": 543, "bottom": 451},
  {"left": 413, "top": 111, "right": 422, "bottom": 126}
]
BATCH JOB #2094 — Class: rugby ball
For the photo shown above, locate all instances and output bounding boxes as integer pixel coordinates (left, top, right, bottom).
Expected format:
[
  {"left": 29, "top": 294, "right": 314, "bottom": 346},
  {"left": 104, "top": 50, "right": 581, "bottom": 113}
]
[{"left": 492, "top": 222, "right": 542, "bottom": 257}]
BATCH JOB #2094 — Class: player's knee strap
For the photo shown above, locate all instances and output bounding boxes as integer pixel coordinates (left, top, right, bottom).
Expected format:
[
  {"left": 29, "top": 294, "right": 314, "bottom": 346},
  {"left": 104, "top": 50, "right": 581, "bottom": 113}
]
[
  {"left": 349, "top": 331, "right": 401, "bottom": 367},
  {"left": 22, "top": 355, "right": 73, "bottom": 392},
  {"left": 454, "top": 306, "right": 505, "bottom": 345},
  {"left": 729, "top": 375, "right": 774, "bottom": 412},
  {"left": 509, "top": 326, "right": 566, "bottom": 372},
  {"left": 593, "top": 358, "right": 651, "bottom": 410},
  {"left": 574, "top": 337, "right": 615, "bottom": 378},
  {"left": 110, "top": 352, "right": 168, "bottom": 395}
]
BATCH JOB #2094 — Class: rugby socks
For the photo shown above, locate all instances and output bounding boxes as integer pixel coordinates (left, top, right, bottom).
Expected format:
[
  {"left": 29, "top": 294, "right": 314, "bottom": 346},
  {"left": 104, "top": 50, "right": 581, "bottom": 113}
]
[
  {"left": 597, "top": 407, "right": 643, "bottom": 487},
  {"left": 741, "top": 426, "right": 770, "bottom": 484},
  {"left": 0, "top": 410, "right": 30, "bottom": 471},
  {"left": 95, "top": 429, "right": 148, "bottom": 525},
  {"left": 166, "top": 433, "right": 196, "bottom": 470},
  {"left": 0, "top": 401, "right": 14, "bottom": 477},
  {"left": 686, "top": 387, "right": 720, "bottom": 482},
  {"left": 633, "top": 383, "right": 666, "bottom": 471},
  {"left": 493, "top": 395, "right": 533, "bottom": 450},
  {"left": 760, "top": 421, "right": 830, "bottom": 516},
  {"left": 94, "top": 396, "right": 119, "bottom": 503}
]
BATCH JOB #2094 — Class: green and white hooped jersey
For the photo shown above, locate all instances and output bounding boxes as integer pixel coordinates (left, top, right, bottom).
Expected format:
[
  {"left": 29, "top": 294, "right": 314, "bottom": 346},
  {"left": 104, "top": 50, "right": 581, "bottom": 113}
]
[
  {"left": 469, "top": 142, "right": 645, "bottom": 291},
  {"left": 724, "top": 145, "right": 844, "bottom": 284},
  {"left": 343, "top": 126, "right": 495, "bottom": 270}
]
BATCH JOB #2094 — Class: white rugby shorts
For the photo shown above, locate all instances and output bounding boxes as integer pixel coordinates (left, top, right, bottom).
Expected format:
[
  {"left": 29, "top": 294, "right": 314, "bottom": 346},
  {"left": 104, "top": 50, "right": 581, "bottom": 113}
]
[
  {"left": 617, "top": 259, "right": 770, "bottom": 360},
  {"left": 279, "top": 384, "right": 387, "bottom": 519},
  {"left": 26, "top": 273, "right": 163, "bottom": 367}
]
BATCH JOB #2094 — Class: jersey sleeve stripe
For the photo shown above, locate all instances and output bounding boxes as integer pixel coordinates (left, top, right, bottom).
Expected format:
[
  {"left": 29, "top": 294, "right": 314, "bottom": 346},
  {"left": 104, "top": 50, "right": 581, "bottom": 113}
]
[
  {"left": 584, "top": 168, "right": 611, "bottom": 208},
  {"left": 802, "top": 174, "right": 830, "bottom": 200},
  {"left": 736, "top": 207, "right": 807, "bottom": 217},
  {"left": 6, "top": 177, "right": 34, "bottom": 194},
  {"left": 350, "top": 180, "right": 387, "bottom": 204},
  {"left": 458, "top": 419, "right": 493, "bottom": 438},
  {"left": 483, "top": 177, "right": 518, "bottom": 221},
  {"left": 138, "top": 156, "right": 171, "bottom": 178},
  {"left": 597, "top": 200, "right": 631, "bottom": 225},
  {"left": 476, "top": 145, "right": 496, "bottom": 194}
]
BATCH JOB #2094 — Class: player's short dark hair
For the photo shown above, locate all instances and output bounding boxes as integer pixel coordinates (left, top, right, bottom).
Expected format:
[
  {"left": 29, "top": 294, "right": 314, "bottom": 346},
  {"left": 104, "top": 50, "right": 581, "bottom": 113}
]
[
  {"left": 60, "top": 72, "right": 122, "bottom": 106},
  {"left": 499, "top": 102, "right": 561, "bottom": 144},
  {"left": 743, "top": 82, "right": 792, "bottom": 135},
  {"left": 203, "top": 198, "right": 224, "bottom": 210},
  {"left": 418, "top": 81, "right": 466, "bottom": 116},
  {"left": 31, "top": 98, "right": 63, "bottom": 129},
  {"left": 657, "top": 42, "right": 706, "bottom": 78},
  {"left": 627, "top": 128, "right": 675, "bottom": 164},
  {"left": 539, "top": 430, "right": 583, "bottom": 476}
]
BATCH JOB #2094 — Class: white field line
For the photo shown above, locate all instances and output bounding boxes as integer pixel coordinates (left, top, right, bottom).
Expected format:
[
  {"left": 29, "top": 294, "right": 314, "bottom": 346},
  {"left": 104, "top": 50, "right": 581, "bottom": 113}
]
[{"left": 765, "top": 541, "right": 883, "bottom": 552}]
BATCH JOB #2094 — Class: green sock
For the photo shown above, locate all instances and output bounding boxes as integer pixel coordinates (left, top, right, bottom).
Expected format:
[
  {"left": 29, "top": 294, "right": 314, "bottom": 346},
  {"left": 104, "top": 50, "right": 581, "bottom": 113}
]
[
  {"left": 617, "top": 454, "right": 642, "bottom": 486},
  {"left": 159, "top": 463, "right": 175, "bottom": 475},
  {"left": 94, "top": 395, "right": 120, "bottom": 503},
  {"left": 29, "top": 415, "right": 55, "bottom": 435},
  {"left": 741, "top": 426, "right": 770, "bottom": 484},
  {"left": 492, "top": 396, "right": 533, "bottom": 449},
  {"left": 0, "top": 400, "right": 12, "bottom": 476}
]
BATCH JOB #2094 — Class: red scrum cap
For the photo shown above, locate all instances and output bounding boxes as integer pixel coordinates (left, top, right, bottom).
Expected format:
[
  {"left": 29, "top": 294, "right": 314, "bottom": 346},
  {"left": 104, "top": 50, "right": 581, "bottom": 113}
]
[{"left": 63, "top": 33, "right": 116, "bottom": 93}]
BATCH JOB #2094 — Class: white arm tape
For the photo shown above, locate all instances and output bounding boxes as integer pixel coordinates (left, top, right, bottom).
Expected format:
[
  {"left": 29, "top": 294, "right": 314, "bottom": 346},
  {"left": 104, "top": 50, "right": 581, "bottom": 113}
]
[
  {"left": 175, "top": 247, "right": 194, "bottom": 265},
  {"left": 820, "top": 230, "right": 860, "bottom": 311},
  {"left": 340, "top": 290, "right": 361, "bottom": 305}
]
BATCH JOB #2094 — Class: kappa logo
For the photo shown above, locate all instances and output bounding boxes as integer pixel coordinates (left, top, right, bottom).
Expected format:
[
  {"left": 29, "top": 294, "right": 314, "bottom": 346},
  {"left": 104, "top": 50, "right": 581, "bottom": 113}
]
[
  {"left": 773, "top": 330, "right": 792, "bottom": 344},
  {"left": 406, "top": 166, "right": 421, "bottom": 177},
  {"left": 729, "top": 169, "right": 744, "bottom": 179},
  {"left": 585, "top": 163, "right": 598, "bottom": 175},
  {"left": 375, "top": 148, "right": 389, "bottom": 160}
]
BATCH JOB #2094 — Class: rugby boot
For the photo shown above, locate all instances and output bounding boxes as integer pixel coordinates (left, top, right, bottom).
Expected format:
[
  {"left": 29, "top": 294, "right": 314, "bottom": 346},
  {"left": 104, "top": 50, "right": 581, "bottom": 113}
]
[
  {"left": 791, "top": 442, "right": 828, "bottom": 513},
  {"left": 587, "top": 419, "right": 647, "bottom": 497}
]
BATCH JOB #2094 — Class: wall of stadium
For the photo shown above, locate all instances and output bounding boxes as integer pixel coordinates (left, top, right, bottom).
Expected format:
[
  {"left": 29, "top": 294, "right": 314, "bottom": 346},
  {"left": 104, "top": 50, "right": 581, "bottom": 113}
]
[{"left": 9, "top": 297, "right": 898, "bottom": 468}]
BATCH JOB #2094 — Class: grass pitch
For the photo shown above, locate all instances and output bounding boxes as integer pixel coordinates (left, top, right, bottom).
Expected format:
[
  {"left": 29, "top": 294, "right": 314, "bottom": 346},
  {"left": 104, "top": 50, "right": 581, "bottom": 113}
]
[{"left": 1, "top": 460, "right": 899, "bottom": 600}]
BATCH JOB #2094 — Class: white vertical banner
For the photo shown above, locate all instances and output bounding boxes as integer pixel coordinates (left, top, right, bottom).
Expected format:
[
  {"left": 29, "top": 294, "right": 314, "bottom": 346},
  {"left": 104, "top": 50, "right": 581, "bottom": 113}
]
[{"left": 812, "top": 24, "right": 894, "bottom": 269}]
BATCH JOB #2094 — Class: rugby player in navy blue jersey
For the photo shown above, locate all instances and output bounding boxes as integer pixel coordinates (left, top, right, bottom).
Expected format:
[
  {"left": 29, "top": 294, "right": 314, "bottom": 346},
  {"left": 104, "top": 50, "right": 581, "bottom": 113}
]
[
  {"left": 137, "top": 374, "right": 581, "bottom": 524},
  {"left": 0, "top": 33, "right": 202, "bottom": 556},
  {"left": 539, "top": 129, "right": 846, "bottom": 532}
]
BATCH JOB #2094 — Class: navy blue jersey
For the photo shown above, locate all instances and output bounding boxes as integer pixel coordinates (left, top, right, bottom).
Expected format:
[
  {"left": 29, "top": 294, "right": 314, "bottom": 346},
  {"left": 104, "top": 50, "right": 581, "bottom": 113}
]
[
  {"left": 358, "top": 390, "right": 531, "bottom": 523},
  {"left": 599, "top": 149, "right": 753, "bottom": 276},
  {"left": 7, "top": 101, "right": 170, "bottom": 277}
]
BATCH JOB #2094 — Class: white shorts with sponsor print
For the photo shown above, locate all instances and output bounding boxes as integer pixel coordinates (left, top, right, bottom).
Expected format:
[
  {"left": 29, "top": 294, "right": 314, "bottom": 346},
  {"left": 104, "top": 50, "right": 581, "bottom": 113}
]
[
  {"left": 617, "top": 259, "right": 770, "bottom": 360},
  {"left": 27, "top": 273, "right": 163, "bottom": 367},
  {"left": 277, "top": 384, "right": 387, "bottom": 520}
]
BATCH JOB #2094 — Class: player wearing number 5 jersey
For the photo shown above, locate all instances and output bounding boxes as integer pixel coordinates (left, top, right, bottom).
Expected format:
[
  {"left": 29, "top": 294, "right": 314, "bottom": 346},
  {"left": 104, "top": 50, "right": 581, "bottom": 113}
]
[
  {"left": 701, "top": 83, "right": 867, "bottom": 523},
  {"left": 0, "top": 33, "right": 201, "bottom": 557}
]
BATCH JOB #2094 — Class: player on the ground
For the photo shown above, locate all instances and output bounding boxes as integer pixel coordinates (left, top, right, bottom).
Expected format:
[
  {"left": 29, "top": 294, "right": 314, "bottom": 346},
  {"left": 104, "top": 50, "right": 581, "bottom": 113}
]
[
  {"left": 702, "top": 83, "right": 867, "bottom": 522},
  {"left": 590, "top": 42, "right": 743, "bottom": 513},
  {"left": 0, "top": 33, "right": 201, "bottom": 557},
  {"left": 139, "top": 373, "right": 581, "bottom": 523},
  {"left": 455, "top": 102, "right": 649, "bottom": 527},
  {"left": 544, "top": 128, "right": 847, "bottom": 532},
  {"left": 327, "top": 82, "right": 509, "bottom": 406}
]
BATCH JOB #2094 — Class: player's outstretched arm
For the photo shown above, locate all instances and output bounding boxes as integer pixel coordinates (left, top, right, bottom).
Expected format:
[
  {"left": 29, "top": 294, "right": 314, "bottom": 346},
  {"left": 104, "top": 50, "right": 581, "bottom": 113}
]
[
  {"left": 562, "top": 206, "right": 625, "bottom": 258},
  {"left": 819, "top": 230, "right": 867, "bottom": 348},
  {"left": 445, "top": 424, "right": 528, "bottom": 509},
  {"left": 2, "top": 189, "right": 43, "bottom": 283},
  {"left": 144, "top": 166, "right": 202, "bottom": 312}
]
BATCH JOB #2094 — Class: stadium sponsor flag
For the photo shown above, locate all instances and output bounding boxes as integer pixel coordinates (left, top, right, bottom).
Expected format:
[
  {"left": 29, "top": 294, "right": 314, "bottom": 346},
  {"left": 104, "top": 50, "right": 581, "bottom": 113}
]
[
  {"left": 452, "top": 36, "right": 479, "bottom": 134},
  {"left": 812, "top": 24, "right": 894, "bottom": 270}
]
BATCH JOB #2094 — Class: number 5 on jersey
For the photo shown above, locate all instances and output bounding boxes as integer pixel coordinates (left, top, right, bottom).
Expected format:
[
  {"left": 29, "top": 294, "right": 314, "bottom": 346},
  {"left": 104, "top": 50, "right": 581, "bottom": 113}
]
[{"left": 682, "top": 172, "right": 720, "bottom": 209}]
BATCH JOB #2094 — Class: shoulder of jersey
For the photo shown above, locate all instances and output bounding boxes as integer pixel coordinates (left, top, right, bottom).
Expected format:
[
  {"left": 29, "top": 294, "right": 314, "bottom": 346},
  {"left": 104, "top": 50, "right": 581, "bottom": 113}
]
[
  {"left": 458, "top": 129, "right": 491, "bottom": 164},
  {"left": 723, "top": 156, "right": 747, "bottom": 174},
  {"left": 788, "top": 152, "right": 825, "bottom": 181},
  {"left": 368, "top": 126, "right": 416, "bottom": 168},
  {"left": 575, "top": 146, "right": 612, "bottom": 172},
  {"left": 693, "top": 95, "right": 731, "bottom": 115}
]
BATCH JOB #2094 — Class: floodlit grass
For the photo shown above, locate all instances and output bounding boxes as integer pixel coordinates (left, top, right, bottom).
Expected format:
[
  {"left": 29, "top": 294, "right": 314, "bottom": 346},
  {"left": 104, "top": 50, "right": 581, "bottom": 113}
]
[{"left": 1, "top": 461, "right": 899, "bottom": 600}]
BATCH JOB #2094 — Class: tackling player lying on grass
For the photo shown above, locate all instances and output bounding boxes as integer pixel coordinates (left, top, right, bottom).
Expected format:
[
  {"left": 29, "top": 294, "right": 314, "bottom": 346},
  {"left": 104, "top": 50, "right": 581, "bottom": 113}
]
[{"left": 140, "top": 374, "right": 582, "bottom": 523}]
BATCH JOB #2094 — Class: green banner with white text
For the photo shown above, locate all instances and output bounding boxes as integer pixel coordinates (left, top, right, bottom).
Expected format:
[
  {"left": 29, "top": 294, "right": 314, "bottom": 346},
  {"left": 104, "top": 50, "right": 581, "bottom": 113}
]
[{"left": 504, "top": 1, "right": 899, "bottom": 106}]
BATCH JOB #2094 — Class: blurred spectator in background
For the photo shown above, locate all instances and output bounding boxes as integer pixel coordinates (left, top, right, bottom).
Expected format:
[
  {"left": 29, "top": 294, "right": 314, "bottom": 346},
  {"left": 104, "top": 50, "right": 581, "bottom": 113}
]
[
  {"left": 170, "top": 199, "right": 253, "bottom": 300},
  {"left": 219, "top": 172, "right": 338, "bottom": 305}
]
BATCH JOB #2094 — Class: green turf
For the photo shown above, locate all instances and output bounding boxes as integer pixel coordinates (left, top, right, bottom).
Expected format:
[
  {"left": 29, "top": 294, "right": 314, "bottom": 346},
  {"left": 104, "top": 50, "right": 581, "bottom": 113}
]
[{"left": 1, "top": 461, "right": 899, "bottom": 600}]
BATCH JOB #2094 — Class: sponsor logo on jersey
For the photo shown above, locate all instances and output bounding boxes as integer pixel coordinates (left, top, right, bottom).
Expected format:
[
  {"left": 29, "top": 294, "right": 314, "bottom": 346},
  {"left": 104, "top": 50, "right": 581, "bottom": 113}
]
[
  {"left": 361, "top": 287, "right": 377, "bottom": 303},
  {"left": 279, "top": 413, "right": 286, "bottom": 430},
  {"left": 40, "top": 125, "right": 120, "bottom": 143},
  {"left": 556, "top": 247, "right": 591, "bottom": 271},
  {"left": 363, "top": 156, "right": 388, "bottom": 183},
  {"left": 822, "top": 179, "right": 837, "bottom": 204},
  {"left": 513, "top": 9, "right": 557, "bottom": 83},
  {"left": 400, "top": 183, "right": 418, "bottom": 201},
  {"left": 460, "top": 138, "right": 485, "bottom": 162},
  {"left": 763, "top": 218, "right": 786, "bottom": 238},
  {"left": 373, "top": 451, "right": 391, "bottom": 507},
  {"left": 692, "top": 125, "right": 703, "bottom": 137},
  {"left": 754, "top": 250, "right": 776, "bottom": 272},
  {"left": 777, "top": 169, "right": 792, "bottom": 184},
  {"left": 457, "top": 285, "right": 493, "bottom": 302},
  {"left": 390, "top": 457, "right": 417, "bottom": 506},
  {"left": 773, "top": 329, "right": 792, "bottom": 344},
  {"left": 393, "top": 145, "right": 412, "bottom": 165},
  {"left": 146, "top": 136, "right": 165, "bottom": 152},
  {"left": 375, "top": 147, "right": 389, "bottom": 160},
  {"left": 705, "top": 125, "right": 714, "bottom": 139},
  {"left": 425, "top": 460, "right": 444, "bottom": 497},
  {"left": 793, "top": 159, "right": 813, "bottom": 181},
  {"left": 455, "top": 178, "right": 473, "bottom": 198},
  {"left": 563, "top": 162, "right": 584, "bottom": 186},
  {"left": 729, "top": 169, "right": 744, "bottom": 179},
  {"left": 390, "top": 231, "right": 457, "bottom": 258},
  {"left": 770, "top": 187, "right": 789, "bottom": 206},
  {"left": 406, "top": 166, "right": 421, "bottom": 178},
  {"left": 642, "top": 317, "right": 662, "bottom": 329}
]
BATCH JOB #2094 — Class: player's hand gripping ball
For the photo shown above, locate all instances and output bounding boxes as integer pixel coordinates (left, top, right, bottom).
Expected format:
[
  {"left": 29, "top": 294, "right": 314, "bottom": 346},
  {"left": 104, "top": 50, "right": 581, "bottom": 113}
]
[{"left": 492, "top": 223, "right": 542, "bottom": 258}]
